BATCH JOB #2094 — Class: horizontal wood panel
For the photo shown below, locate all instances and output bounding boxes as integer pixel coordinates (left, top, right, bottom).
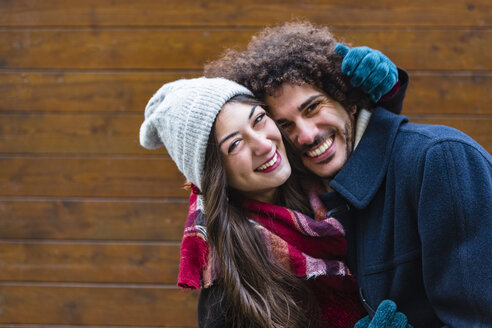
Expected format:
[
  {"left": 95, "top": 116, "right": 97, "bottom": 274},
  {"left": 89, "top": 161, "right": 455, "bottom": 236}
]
[
  {"left": 0, "top": 157, "right": 188, "bottom": 198},
  {"left": 0, "top": 0, "right": 490, "bottom": 27},
  {"left": 0, "top": 29, "right": 253, "bottom": 70},
  {"left": 405, "top": 73, "right": 492, "bottom": 115},
  {"left": 1, "top": 72, "right": 491, "bottom": 115},
  {"left": 1, "top": 29, "right": 490, "bottom": 70},
  {"left": 0, "top": 200, "right": 187, "bottom": 241},
  {"left": 0, "top": 71, "right": 198, "bottom": 112},
  {"left": 0, "top": 326, "right": 176, "bottom": 328},
  {"left": 0, "top": 242, "right": 180, "bottom": 284},
  {"left": 0, "top": 113, "right": 162, "bottom": 155},
  {"left": 0, "top": 284, "right": 198, "bottom": 326},
  {"left": 1, "top": 114, "right": 490, "bottom": 154}
]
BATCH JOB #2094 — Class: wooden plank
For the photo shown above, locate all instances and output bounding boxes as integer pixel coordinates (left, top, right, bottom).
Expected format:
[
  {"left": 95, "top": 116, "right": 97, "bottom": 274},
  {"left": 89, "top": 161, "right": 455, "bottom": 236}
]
[
  {"left": 0, "top": 71, "right": 491, "bottom": 115},
  {"left": 0, "top": 199, "right": 187, "bottom": 241},
  {"left": 0, "top": 29, "right": 254, "bottom": 70},
  {"left": 0, "top": 0, "right": 490, "bottom": 27},
  {"left": 0, "top": 326, "right": 183, "bottom": 328},
  {"left": 0, "top": 241, "right": 180, "bottom": 284},
  {"left": 0, "top": 29, "right": 490, "bottom": 70},
  {"left": 405, "top": 73, "right": 492, "bottom": 115},
  {"left": 0, "top": 115, "right": 490, "bottom": 155},
  {"left": 0, "top": 326, "right": 186, "bottom": 328},
  {"left": 0, "top": 71, "right": 198, "bottom": 113},
  {"left": 0, "top": 113, "right": 164, "bottom": 155},
  {"left": 0, "top": 284, "right": 199, "bottom": 326},
  {"left": 0, "top": 157, "right": 188, "bottom": 198}
]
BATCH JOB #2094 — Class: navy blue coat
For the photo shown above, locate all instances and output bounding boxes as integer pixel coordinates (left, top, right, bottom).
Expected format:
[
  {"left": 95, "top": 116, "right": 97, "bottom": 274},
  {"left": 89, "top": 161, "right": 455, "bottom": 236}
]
[{"left": 321, "top": 108, "right": 492, "bottom": 327}]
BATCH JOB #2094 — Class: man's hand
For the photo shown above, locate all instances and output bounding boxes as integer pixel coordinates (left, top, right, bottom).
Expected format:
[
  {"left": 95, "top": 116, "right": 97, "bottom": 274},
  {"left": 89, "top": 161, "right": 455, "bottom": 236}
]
[
  {"left": 335, "top": 44, "right": 398, "bottom": 103},
  {"left": 354, "top": 300, "right": 413, "bottom": 328}
]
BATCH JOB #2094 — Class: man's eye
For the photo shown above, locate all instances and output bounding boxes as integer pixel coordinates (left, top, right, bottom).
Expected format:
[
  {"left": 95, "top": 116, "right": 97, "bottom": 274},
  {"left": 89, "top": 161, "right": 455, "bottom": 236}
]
[
  {"left": 306, "top": 102, "right": 320, "bottom": 114},
  {"left": 278, "top": 121, "right": 293, "bottom": 130}
]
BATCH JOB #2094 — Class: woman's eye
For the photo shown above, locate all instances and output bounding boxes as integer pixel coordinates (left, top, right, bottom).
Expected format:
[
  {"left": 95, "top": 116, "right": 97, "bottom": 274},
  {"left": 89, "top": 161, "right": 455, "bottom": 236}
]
[
  {"left": 228, "top": 140, "right": 240, "bottom": 153},
  {"left": 254, "top": 113, "right": 266, "bottom": 125}
]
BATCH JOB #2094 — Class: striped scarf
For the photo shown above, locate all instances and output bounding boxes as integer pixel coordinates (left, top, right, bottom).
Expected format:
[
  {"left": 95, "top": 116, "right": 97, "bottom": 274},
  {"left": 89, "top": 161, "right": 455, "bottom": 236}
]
[{"left": 177, "top": 182, "right": 365, "bottom": 327}]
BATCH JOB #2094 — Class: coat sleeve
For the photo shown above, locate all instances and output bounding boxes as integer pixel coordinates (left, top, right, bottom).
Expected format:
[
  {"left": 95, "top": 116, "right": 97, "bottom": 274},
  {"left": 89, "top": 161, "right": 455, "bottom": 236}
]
[
  {"left": 417, "top": 139, "right": 492, "bottom": 327},
  {"left": 197, "top": 284, "right": 228, "bottom": 328},
  {"left": 377, "top": 68, "right": 409, "bottom": 115}
]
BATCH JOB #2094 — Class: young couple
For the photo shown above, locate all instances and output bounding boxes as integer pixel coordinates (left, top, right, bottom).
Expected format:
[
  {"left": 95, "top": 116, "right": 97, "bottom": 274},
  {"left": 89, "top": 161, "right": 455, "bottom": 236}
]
[{"left": 140, "top": 22, "right": 492, "bottom": 328}]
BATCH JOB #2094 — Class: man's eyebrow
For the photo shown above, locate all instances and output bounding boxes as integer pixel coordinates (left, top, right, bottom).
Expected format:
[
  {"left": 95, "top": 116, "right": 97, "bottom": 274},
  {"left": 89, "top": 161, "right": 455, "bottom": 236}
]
[
  {"left": 218, "top": 131, "right": 239, "bottom": 148},
  {"left": 298, "top": 94, "right": 324, "bottom": 112}
]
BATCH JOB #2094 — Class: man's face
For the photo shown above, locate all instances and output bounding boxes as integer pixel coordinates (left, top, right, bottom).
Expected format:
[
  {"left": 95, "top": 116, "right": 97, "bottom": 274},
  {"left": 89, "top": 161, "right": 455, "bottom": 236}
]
[{"left": 265, "top": 83, "right": 356, "bottom": 179}]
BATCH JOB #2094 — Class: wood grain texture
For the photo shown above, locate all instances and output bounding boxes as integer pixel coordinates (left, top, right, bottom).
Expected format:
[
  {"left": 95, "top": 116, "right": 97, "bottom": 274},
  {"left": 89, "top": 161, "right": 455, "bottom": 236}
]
[
  {"left": 0, "top": 284, "right": 198, "bottom": 327},
  {"left": 1, "top": 72, "right": 490, "bottom": 115},
  {"left": 0, "top": 199, "right": 187, "bottom": 241},
  {"left": 0, "top": 71, "right": 198, "bottom": 112},
  {"left": 1, "top": 114, "right": 490, "bottom": 154},
  {"left": 0, "top": 113, "right": 160, "bottom": 155},
  {"left": 0, "top": 241, "right": 180, "bottom": 284},
  {"left": 0, "top": 157, "right": 188, "bottom": 198},
  {"left": 0, "top": 0, "right": 490, "bottom": 27},
  {"left": 1, "top": 29, "right": 490, "bottom": 70},
  {"left": 0, "top": 2, "right": 490, "bottom": 327}
]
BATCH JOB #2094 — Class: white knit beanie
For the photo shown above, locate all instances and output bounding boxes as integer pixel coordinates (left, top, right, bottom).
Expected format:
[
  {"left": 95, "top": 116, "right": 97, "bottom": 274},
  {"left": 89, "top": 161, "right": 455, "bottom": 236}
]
[{"left": 139, "top": 77, "right": 253, "bottom": 191}]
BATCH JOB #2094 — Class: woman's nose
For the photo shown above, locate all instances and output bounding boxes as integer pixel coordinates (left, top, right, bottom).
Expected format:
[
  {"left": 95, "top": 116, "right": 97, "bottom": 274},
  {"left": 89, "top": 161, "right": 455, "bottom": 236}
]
[{"left": 251, "top": 134, "right": 273, "bottom": 156}]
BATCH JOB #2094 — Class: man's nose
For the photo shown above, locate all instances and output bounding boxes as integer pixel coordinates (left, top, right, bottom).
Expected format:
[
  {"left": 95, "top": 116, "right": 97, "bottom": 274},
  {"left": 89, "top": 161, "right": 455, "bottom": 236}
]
[{"left": 296, "top": 120, "right": 318, "bottom": 146}]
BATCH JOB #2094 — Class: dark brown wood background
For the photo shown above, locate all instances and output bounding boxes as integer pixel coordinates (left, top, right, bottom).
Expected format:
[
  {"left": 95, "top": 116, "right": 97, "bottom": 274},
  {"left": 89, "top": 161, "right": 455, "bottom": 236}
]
[{"left": 0, "top": 1, "right": 490, "bottom": 327}]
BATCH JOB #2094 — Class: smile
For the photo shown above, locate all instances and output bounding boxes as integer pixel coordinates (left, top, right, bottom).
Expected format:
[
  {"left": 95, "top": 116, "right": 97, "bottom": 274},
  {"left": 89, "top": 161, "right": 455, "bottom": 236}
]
[
  {"left": 255, "top": 151, "right": 282, "bottom": 173},
  {"left": 305, "top": 136, "right": 334, "bottom": 158}
]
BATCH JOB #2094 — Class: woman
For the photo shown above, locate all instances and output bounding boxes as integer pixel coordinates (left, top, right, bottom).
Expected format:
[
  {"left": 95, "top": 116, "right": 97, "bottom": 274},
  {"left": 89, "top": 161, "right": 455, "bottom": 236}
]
[{"left": 139, "top": 78, "right": 411, "bottom": 328}]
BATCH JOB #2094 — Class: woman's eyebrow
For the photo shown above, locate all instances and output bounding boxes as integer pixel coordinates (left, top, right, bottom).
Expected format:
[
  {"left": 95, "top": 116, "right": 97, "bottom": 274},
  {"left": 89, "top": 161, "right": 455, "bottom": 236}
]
[
  {"left": 218, "top": 105, "right": 259, "bottom": 148},
  {"left": 248, "top": 105, "right": 258, "bottom": 119},
  {"left": 218, "top": 131, "right": 239, "bottom": 148}
]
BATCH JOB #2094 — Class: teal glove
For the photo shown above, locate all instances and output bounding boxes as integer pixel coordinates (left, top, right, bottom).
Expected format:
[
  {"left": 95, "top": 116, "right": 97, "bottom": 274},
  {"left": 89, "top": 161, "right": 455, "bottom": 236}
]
[
  {"left": 335, "top": 44, "right": 398, "bottom": 103},
  {"left": 354, "top": 300, "right": 413, "bottom": 328}
]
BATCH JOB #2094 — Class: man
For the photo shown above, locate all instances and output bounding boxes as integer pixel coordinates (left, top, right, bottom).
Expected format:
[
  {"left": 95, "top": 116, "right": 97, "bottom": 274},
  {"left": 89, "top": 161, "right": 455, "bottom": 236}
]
[{"left": 205, "top": 21, "right": 492, "bottom": 327}]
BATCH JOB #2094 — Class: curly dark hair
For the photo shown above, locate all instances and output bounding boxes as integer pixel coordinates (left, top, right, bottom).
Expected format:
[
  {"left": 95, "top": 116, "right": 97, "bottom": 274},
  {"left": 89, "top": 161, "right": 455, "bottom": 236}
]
[{"left": 204, "top": 21, "right": 372, "bottom": 112}]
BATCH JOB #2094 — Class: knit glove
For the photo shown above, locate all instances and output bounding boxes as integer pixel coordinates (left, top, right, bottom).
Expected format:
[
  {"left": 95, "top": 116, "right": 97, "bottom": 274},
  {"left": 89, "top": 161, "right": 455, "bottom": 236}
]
[
  {"left": 335, "top": 44, "right": 398, "bottom": 103},
  {"left": 354, "top": 300, "right": 413, "bottom": 328}
]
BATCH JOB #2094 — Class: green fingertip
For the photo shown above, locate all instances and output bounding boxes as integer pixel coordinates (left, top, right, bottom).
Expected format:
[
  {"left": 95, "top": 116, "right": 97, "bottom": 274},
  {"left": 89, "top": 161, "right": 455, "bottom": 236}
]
[{"left": 335, "top": 43, "right": 350, "bottom": 57}]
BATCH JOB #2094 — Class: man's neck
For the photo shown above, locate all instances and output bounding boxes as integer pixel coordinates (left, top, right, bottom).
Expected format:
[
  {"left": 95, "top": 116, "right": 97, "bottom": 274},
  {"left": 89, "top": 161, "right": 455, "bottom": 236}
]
[{"left": 322, "top": 108, "right": 372, "bottom": 191}]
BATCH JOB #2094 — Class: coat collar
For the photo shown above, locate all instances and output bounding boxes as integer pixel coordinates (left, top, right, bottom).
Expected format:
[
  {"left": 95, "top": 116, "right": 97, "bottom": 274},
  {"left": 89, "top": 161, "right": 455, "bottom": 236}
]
[{"left": 329, "top": 107, "right": 408, "bottom": 209}]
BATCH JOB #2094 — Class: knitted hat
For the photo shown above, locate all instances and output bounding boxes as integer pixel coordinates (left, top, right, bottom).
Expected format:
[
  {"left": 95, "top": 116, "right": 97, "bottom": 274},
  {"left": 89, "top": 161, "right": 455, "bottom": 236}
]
[{"left": 139, "top": 77, "right": 254, "bottom": 191}]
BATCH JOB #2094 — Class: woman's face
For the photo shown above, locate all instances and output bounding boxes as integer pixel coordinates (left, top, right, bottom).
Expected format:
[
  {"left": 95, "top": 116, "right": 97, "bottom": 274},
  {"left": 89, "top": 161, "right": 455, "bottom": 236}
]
[{"left": 215, "top": 101, "right": 291, "bottom": 203}]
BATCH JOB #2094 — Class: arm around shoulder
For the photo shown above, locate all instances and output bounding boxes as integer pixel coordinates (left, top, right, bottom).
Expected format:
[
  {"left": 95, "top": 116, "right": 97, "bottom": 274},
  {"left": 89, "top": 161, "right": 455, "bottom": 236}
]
[{"left": 377, "top": 68, "right": 409, "bottom": 115}]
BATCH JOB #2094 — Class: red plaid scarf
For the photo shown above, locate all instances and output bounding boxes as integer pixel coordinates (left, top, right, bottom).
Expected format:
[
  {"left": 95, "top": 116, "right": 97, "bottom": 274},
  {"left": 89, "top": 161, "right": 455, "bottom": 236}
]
[{"left": 178, "top": 182, "right": 365, "bottom": 327}]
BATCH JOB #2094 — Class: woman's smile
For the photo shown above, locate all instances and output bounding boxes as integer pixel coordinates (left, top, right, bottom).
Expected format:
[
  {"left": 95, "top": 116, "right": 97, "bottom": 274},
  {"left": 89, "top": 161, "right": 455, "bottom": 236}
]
[{"left": 255, "top": 150, "right": 282, "bottom": 173}]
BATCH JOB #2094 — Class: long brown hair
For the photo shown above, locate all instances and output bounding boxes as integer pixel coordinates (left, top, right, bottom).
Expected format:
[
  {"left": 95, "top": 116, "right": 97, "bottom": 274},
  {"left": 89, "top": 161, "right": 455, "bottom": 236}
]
[{"left": 201, "top": 95, "right": 318, "bottom": 327}]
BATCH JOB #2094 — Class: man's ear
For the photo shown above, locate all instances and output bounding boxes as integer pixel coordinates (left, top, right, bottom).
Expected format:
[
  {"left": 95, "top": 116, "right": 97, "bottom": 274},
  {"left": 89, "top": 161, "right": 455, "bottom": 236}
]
[{"left": 349, "top": 105, "right": 357, "bottom": 118}]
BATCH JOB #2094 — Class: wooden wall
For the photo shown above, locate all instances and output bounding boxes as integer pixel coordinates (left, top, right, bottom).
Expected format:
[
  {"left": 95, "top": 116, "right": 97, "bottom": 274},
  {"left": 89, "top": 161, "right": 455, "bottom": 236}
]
[{"left": 0, "top": 1, "right": 490, "bottom": 327}]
